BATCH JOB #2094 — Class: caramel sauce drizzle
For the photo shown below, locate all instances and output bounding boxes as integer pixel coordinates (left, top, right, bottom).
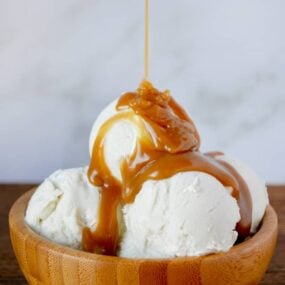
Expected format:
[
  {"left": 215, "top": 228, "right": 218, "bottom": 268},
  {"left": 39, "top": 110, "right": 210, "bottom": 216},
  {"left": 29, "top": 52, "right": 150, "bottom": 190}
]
[
  {"left": 84, "top": 81, "right": 252, "bottom": 255},
  {"left": 144, "top": 0, "right": 149, "bottom": 79}
]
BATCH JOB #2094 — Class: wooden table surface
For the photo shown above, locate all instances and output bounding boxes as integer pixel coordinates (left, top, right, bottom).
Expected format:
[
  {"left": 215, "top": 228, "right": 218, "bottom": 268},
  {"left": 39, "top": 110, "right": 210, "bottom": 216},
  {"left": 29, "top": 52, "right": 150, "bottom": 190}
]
[{"left": 0, "top": 185, "right": 284, "bottom": 285}]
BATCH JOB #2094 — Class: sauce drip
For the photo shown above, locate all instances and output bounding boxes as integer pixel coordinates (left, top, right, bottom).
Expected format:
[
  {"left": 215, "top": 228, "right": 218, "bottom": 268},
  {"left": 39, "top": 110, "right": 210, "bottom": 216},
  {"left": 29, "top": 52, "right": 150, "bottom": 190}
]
[
  {"left": 84, "top": 80, "right": 252, "bottom": 255},
  {"left": 144, "top": 0, "right": 149, "bottom": 79}
]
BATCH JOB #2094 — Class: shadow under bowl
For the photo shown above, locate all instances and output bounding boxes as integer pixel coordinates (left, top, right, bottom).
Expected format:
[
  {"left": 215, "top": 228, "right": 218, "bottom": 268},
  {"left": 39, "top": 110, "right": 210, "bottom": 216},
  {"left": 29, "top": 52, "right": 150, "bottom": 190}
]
[{"left": 9, "top": 189, "right": 278, "bottom": 285}]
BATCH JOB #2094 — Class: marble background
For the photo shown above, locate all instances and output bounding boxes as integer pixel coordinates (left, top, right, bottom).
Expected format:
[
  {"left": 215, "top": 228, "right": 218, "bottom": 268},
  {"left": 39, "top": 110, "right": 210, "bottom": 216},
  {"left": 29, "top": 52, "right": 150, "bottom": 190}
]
[{"left": 0, "top": 0, "right": 284, "bottom": 183}]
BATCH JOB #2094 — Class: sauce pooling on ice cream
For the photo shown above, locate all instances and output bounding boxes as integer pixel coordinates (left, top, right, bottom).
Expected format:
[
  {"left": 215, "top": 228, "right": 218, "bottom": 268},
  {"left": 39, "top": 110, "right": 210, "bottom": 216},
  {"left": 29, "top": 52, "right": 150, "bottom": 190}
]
[{"left": 84, "top": 81, "right": 252, "bottom": 255}]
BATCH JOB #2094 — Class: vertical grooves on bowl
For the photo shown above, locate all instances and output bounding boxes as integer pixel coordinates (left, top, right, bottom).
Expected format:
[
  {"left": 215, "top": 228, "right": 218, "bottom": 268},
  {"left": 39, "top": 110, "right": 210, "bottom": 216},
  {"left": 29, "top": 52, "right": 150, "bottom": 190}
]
[
  {"left": 36, "top": 241, "right": 51, "bottom": 284},
  {"left": 25, "top": 229, "right": 39, "bottom": 284},
  {"left": 117, "top": 259, "right": 140, "bottom": 284},
  {"left": 47, "top": 248, "right": 64, "bottom": 285},
  {"left": 94, "top": 258, "right": 118, "bottom": 284},
  {"left": 61, "top": 250, "right": 80, "bottom": 284},
  {"left": 139, "top": 260, "right": 168, "bottom": 284},
  {"left": 78, "top": 256, "right": 97, "bottom": 285},
  {"left": 168, "top": 257, "right": 202, "bottom": 285}
]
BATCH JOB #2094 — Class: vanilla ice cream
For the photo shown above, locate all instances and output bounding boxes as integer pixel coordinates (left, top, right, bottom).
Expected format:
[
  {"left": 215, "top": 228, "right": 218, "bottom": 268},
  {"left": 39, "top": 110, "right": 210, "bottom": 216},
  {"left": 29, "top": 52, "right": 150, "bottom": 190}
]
[
  {"left": 25, "top": 167, "right": 100, "bottom": 249},
  {"left": 119, "top": 156, "right": 268, "bottom": 258},
  {"left": 89, "top": 99, "right": 139, "bottom": 181},
  {"left": 120, "top": 171, "right": 240, "bottom": 258},
  {"left": 216, "top": 155, "right": 268, "bottom": 233}
]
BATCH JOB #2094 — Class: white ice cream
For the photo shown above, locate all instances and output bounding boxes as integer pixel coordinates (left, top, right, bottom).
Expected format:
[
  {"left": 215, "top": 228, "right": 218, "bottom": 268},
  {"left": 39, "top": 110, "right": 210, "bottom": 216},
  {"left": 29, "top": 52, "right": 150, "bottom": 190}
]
[
  {"left": 120, "top": 171, "right": 240, "bottom": 258},
  {"left": 25, "top": 167, "right": 100, "bottom": 249},
  {"left": 215, "top": 155, "right": 269, "bottom": 233},
  {"left": 89, "top": 100, "right": 139, "bottom": 182}
]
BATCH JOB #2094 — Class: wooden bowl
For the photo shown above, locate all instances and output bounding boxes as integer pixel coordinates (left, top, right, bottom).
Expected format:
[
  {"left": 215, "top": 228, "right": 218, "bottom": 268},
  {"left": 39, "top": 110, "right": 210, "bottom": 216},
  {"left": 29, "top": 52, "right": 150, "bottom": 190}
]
[{"left": 9, "top": 189, "right": 277, "bottom": 285}]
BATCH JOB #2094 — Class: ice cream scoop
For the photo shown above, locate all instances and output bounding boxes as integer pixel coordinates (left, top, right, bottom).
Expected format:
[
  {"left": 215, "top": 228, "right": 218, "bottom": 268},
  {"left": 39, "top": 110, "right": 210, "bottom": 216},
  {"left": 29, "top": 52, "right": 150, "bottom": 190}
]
[
  {"left": 25, "top": 167, "right": 100, "bottom": 249},
  {"left": 120, "top": 171, "right": 240, "bottom": 258},
  {"left": 119, "top": 154, "right": 268, "bottom": 258},
  {"left": 89, "top": 99, "right": 139, "bottom": 182},
  {"left": 215, "top": 154, "right": 268, "bottom": 233}
]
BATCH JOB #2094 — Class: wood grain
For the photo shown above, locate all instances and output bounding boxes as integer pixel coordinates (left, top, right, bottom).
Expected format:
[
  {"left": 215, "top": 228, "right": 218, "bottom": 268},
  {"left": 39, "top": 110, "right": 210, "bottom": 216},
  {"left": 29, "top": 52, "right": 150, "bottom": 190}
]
[{"left": 0, "top": 185, "right": 284, "bottom": 284}]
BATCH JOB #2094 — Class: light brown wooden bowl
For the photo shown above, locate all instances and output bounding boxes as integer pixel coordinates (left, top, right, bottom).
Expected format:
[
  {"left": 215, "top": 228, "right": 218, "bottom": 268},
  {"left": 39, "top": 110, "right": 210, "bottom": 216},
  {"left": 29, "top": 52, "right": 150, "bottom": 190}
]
[{"left": 9, "top": 189, "right": 277, "bottom": 285}]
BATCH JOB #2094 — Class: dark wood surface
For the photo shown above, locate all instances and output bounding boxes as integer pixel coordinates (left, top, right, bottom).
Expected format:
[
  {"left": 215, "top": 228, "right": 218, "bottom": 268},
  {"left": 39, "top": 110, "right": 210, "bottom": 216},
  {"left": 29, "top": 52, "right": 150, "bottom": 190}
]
[{"left": 0, "top": 185, "right": 284, "bottom": 285}]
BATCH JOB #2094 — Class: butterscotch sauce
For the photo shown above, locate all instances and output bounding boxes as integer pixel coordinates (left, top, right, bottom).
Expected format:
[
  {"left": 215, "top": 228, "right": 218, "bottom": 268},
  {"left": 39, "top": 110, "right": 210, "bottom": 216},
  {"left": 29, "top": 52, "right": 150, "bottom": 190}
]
[
  {"left": 144, "top": 0, "right": 149, "bottom": 79},
  {"left": 84, "top": 80, "right": 253, "bottom": 255}
]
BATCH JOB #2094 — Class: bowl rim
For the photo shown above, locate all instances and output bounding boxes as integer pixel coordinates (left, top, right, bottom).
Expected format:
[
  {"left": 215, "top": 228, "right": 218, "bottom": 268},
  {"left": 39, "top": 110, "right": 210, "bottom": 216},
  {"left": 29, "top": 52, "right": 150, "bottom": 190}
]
[{"left": 9, "top": 188, "right": 278, "bottom": 263}]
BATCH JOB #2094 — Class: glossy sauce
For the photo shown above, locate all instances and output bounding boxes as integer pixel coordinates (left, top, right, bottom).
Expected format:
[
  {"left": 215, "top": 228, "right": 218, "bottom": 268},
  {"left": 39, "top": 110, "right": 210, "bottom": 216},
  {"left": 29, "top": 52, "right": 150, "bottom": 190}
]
[
  {"left": 84, "top": 80, "right": 252, "bottom": 255},
  {"left": 144, "top": 0, "right": 149, "bottom": 79}
]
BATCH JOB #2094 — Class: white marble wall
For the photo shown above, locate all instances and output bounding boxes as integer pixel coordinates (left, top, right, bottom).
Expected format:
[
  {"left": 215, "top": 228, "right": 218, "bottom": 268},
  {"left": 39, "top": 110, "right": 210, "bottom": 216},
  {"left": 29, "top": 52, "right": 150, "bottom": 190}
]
[{"left": 0, "top": 0, "right": 284, "bottom": 183}]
